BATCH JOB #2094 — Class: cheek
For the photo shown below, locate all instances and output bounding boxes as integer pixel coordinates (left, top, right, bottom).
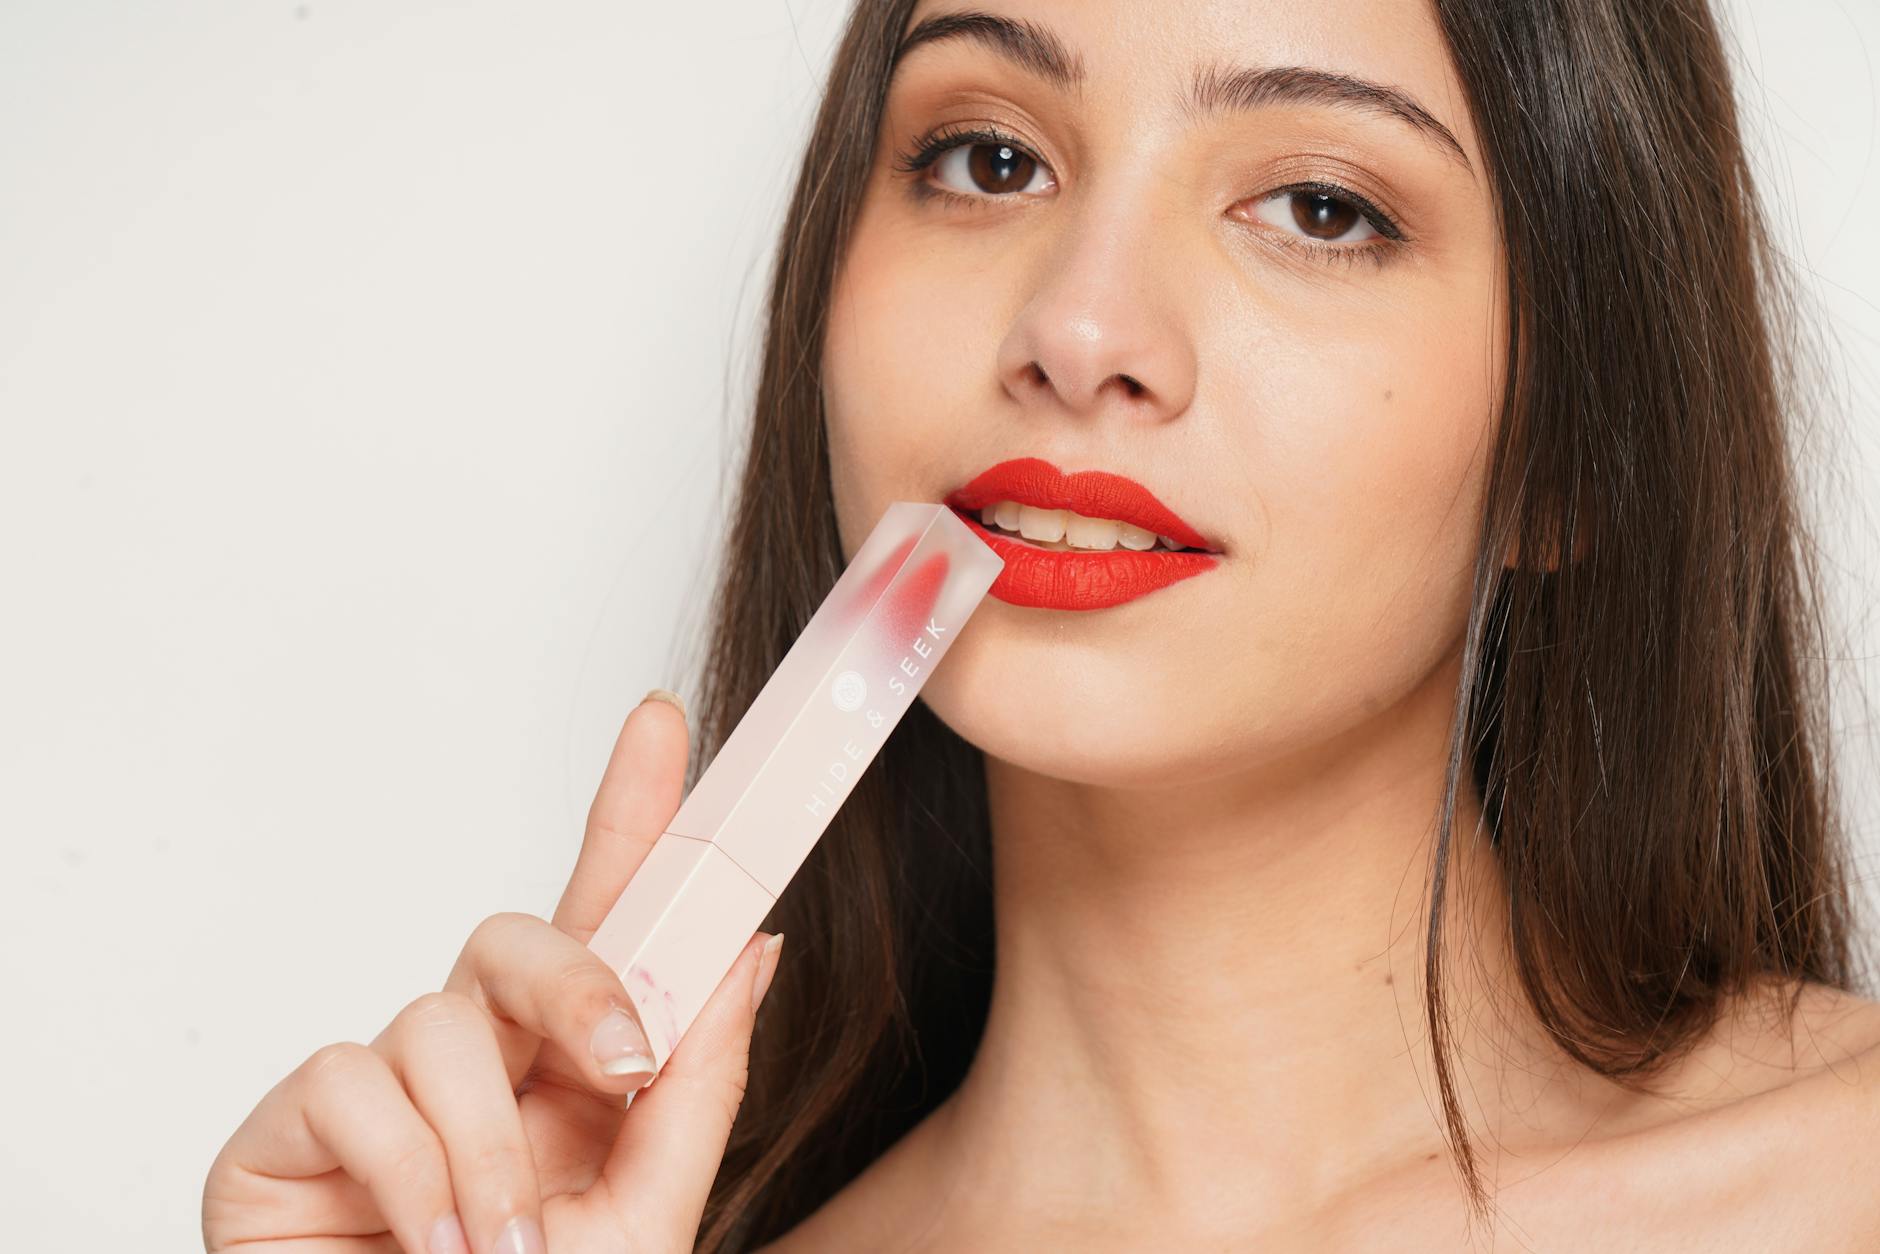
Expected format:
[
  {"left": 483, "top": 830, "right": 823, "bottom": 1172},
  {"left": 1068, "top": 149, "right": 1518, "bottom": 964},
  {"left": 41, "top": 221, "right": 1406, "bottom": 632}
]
[
  {"left": 1227, "top": 295, "right": 1500, "bottom": 678},
  {"left": 821, "top": 210, "right": 989, "bottom": 559},
  {"left": 823, "top": 207, "right": 996, "bottom": 452}
]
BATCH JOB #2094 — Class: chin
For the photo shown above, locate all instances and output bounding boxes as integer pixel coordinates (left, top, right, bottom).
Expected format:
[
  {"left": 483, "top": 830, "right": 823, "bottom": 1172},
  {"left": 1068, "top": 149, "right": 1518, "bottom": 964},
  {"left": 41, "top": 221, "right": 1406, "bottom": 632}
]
[{"left": 920, "top": 656, "right": 1247, "bottom": 789}]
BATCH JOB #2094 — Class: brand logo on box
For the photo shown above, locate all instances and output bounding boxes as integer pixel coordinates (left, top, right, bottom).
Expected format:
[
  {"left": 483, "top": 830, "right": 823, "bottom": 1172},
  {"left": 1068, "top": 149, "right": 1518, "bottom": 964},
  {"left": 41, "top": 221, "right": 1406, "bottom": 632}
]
[
  {"left": 830, "top": 669, "right": 867, "bottom": 712},
  {"left": 804, "top": 619, "right": 950, "bottom": 820}
]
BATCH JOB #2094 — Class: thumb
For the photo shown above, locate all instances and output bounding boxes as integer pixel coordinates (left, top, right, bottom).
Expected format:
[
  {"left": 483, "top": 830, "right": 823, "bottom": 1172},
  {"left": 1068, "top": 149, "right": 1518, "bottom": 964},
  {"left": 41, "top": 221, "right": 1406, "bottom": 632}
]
[{"left": 596, "top": 928, "right": 783, "bottom": 1238}]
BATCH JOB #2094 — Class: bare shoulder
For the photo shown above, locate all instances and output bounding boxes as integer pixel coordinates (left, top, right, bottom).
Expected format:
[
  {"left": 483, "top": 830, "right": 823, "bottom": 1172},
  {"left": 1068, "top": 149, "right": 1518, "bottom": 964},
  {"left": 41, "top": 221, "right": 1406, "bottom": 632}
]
[
  {"left": 1713, "top": 979, "right": 1880, "bottom": 1188},
  {"left": 1698, "top": 977, "right": 1880, "bottom": 1156},
  {"left": 1666, "top": 976, "right": 1880, "bottom": 1120},
  {"left": 1709, "top": 976, "right": 1880, "bottom": 1079},
  {"left": 1507, "top": 977, "right": 1880, "bottom": 1249}
]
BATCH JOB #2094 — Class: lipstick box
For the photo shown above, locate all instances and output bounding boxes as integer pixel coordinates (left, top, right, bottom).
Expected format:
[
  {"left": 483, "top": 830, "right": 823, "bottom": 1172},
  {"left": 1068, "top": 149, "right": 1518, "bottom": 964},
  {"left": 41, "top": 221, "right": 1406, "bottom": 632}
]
[{"left": 586, "top": 501, "right": 1004, "bottom": 1074}]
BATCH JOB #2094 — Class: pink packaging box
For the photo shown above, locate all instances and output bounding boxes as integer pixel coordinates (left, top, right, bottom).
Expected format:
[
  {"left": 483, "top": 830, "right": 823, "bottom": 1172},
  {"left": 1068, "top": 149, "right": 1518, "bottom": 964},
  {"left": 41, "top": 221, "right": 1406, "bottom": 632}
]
[{"left": 586, "top": 501, "right": 1004, "bottom": 1073}]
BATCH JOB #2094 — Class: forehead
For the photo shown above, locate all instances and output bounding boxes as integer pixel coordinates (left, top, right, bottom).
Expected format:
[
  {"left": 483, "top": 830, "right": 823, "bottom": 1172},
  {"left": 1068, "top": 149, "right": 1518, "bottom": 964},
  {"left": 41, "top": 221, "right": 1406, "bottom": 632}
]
[{"left": 896, "top": 0, "right": 1480, "bottom": 166}]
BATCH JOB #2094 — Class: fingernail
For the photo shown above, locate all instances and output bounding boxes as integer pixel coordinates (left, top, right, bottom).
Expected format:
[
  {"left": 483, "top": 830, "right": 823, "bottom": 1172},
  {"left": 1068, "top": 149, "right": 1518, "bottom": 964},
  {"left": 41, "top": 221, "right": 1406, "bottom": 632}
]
[
  {"left": 640, "top": 686, "right": 686, "bottom": 720},
  {"left": 492, "top": 1214, "right": 546, "bottom": 1254},
  {"left": 590, "top": 1003, "right": 657, "bottom": 1082},
  {"left": 427, "top": 1212, "right": 469, "bottom": 1254},
  {"left": 750, "top": 932, "right": 784, "bottom": 1012}
]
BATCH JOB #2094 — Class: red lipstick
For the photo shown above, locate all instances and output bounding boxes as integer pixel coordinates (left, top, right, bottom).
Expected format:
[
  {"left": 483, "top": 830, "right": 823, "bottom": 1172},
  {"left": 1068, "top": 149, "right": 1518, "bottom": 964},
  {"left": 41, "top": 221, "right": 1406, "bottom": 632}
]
[{"left": 944, "top": 457, "right": 1224, "bottom": 611}]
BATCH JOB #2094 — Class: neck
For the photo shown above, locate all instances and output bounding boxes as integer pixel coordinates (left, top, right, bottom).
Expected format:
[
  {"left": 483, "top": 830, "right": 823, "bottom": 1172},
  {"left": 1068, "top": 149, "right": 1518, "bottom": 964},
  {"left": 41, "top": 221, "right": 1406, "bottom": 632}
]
[{"left": 929, "top": 651, "right": 1623, "bottom": 1236}]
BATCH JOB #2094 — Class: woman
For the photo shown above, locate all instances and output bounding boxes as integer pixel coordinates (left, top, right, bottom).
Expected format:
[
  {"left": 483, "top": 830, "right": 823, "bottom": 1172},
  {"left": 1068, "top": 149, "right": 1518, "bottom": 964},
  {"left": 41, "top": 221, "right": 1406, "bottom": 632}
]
[{"left": 202, "top": 0, "right": 1880, "bottom": 1250}]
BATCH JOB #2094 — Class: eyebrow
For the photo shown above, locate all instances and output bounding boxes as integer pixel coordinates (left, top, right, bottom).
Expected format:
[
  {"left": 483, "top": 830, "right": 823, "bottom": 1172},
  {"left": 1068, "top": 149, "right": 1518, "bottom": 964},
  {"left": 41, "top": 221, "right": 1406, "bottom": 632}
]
[
  {"left": 891, "top": 9, "right": 1474, "bottom": 176},
  {"left": 893, "top": 11, "right": 1087, "bottom": 93}
]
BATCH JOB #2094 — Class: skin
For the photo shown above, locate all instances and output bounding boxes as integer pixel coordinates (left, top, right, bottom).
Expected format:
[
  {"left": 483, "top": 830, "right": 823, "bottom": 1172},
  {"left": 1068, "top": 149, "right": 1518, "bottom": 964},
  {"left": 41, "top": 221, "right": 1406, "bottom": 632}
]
[{"left": 790, "top": 0, "right": 1880, "bottom": 1249}]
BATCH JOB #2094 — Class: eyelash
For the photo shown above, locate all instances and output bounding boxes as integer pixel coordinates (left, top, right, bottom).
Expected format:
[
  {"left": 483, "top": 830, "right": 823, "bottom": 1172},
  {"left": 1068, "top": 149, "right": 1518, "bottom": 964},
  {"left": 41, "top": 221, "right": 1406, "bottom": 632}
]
[{"left": 890, "top": 123, "right": 1408, "bottom": 270}]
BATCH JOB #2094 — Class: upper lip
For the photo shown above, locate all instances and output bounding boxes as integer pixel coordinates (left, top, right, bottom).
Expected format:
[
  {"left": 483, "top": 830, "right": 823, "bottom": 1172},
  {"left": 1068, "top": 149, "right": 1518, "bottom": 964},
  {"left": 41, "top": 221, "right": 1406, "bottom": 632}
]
[{"left": 943, "top": 457, "right": 1223, "bottom": 553}]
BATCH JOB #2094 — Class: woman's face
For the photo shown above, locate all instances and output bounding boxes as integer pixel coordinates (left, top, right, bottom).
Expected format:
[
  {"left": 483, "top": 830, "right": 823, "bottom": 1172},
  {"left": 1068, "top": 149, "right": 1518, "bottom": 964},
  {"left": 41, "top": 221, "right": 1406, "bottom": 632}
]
[{"left": 822, "top": 0, "right": 1504, "bottom": 787}]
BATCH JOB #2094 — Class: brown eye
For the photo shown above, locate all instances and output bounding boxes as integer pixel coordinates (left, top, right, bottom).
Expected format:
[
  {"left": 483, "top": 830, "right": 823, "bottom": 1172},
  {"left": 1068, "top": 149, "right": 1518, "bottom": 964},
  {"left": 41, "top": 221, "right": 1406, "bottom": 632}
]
[
  {"left": 1293, "top": 192, "right": 1358, "bottom": 238},
  {"left": 933, "top": 141, "right": 1053, "bottom": 197},
  {"left": 1249, "top": 189, "right": 1382, "bottom": 244}
]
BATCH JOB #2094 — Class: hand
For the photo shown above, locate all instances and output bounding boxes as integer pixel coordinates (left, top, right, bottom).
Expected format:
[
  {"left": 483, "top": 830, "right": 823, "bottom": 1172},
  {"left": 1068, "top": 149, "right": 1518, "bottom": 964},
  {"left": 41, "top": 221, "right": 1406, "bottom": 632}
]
[{"left": 202, "top": 693, "right": 784, "bottom": 1253}]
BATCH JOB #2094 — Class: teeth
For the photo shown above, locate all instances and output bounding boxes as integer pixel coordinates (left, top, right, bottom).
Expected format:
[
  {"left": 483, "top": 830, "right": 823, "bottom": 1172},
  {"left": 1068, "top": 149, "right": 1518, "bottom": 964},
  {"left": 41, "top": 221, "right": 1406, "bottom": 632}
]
[
  {"left": 975, "top": 500, "right": 1194, "bottom": 552},
  {"left": 1017, "top": 504, "right": 1066, "bottom": 543},
  {"left": 1117, "top": 524, "right": 1158, "bottom": 551},
  {"left": 1065, "top": 512, "right": 1122, "bottom": 549}
]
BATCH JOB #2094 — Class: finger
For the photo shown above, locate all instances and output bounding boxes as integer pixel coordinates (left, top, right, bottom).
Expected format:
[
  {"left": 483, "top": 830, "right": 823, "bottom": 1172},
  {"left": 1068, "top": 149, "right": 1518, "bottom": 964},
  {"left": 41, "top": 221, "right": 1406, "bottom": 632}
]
[
  {"left": 213, "top": 1041, "right": 464, "bottom": 1254},
  {"left": 372, "top": 992, "right": 545, "bottom": 1254},
  {"left": 242, "top": 1239, "right": 402, "bottom": 1253},
  {"left": 599, "top": 929, "right": 782, "bottom": 1242},
  {"left": 204, "top": 1165, "right": 408, "bottom": 1253},
  {"left": 553, "top": 692, "right": 690, "bottom": 943},
  {"left": 443, "top": 910, "right": 657, "bottom": 1094}
]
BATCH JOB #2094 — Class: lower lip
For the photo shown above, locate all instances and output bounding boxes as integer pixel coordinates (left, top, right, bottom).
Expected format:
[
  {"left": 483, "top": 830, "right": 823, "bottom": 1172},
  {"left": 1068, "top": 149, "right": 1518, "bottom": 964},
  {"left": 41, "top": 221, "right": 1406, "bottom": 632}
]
[{"left": 949, "top": 507, "right": 1223, "bottom": 610}]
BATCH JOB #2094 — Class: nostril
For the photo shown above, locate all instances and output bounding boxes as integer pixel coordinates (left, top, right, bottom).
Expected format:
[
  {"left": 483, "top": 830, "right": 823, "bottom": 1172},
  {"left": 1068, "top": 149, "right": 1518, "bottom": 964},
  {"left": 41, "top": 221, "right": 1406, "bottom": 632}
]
[{"left": 1118, "top": 374, "right": 1144, "bottom": 397}]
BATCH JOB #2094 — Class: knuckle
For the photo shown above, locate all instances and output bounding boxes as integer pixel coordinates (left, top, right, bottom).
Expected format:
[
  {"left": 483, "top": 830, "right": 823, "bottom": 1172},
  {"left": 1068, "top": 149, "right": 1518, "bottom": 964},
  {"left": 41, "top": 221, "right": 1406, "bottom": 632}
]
[
  {"left": 550, "top": 952, "right": 615, "bottom": 1004},
  {"left": 549, "top": 953, "right": 593, "bottom": 988},
  {"left": 708, "top": 1077, "right": 748, "bottom": 1130},
  {"left": 299, "top": 1041, "right": 379, "bottom": 1095},
  {"left": 721, "top": 1066, "right": 751, "bottom": 1116},
  {"left": 664, "top": 1066, "right": 751, "bottom": 1129},
  {"left": 468, "top": 911, "right": 536, "bottom": 953},
  {"left": 400, "top": 989, "right": 480, "bottom": 1034},
  {"left": 458, "top": 912, "right": 541, "bottom": 980}
]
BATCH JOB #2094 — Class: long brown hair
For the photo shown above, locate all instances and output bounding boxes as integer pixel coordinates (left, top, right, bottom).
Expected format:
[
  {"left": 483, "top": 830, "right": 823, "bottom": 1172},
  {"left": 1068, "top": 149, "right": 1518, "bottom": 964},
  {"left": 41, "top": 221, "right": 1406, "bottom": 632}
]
[{"left": 670, "top": 1, "right": 1875, "bottom": 1245}]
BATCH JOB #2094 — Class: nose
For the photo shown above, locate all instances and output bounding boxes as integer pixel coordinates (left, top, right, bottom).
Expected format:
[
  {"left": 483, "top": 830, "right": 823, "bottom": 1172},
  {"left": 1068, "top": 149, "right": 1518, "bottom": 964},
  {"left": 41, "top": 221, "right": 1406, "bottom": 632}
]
[{"left": 994, "top": 200, "right": 1198, "bottom": 424}]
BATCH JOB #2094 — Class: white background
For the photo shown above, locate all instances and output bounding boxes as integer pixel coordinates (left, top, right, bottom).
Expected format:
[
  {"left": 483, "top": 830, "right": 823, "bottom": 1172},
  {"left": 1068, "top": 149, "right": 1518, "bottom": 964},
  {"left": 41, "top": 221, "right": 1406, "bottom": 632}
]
[{"left": 2, "top": 2, "right": 1876, "bottom": 1248}]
